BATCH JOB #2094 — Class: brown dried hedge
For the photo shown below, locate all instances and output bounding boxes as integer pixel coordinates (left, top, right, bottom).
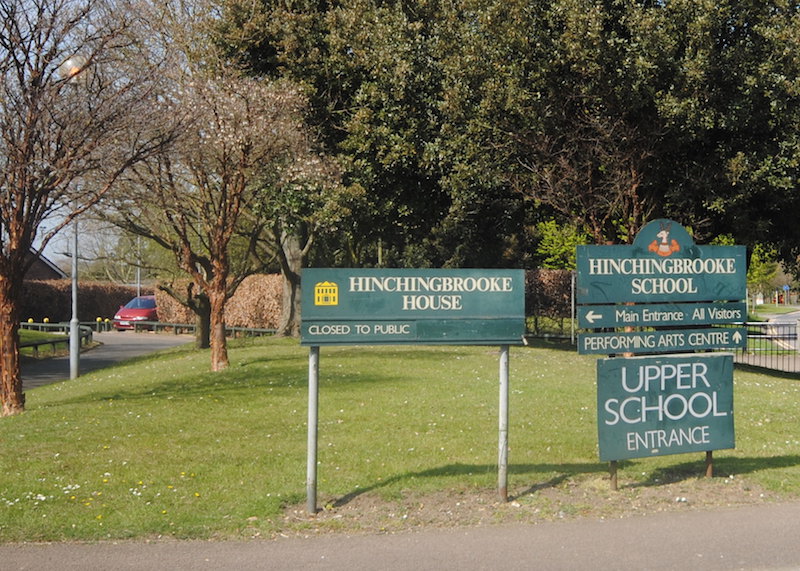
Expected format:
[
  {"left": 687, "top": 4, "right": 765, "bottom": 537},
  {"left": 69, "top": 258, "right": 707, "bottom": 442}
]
[
  {"left": 21, "top": 272, "right": 572, "bottom": 331},
  {"left": 524, "top": 269, "right": 573, "bottom": 335},
  {"left": 224, "top": 274, "right": 282, "bottom": 329},
  {"left": 152, "top": 287, "right": 195, "bottom": 325},
  {"left": 525, "top": 269, "right": 572, "bottom": 318},
  {"left": 154, "top": 274, "right": 283, "bottom": 329}
]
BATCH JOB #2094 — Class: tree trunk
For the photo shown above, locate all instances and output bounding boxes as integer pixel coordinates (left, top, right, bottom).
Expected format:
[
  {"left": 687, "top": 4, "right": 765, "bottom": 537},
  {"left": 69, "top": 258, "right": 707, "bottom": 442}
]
[
  {"left": 278, "top": 231, "right": 303, "bottom": 338},
  {"left": 208, "top": 289, "right": 229, "bottom": 371},
  {"left": 187, "top": 293, "right": 211, "bottom": 350},
  {"left": 194, "top": 303, "right": 211, "bottom": 350},
  {"left": 159, "top": 282, "right": 212, "bottom": 349},
  {"left": 0, "top": 276, "right": 24, "bottom": 416}
]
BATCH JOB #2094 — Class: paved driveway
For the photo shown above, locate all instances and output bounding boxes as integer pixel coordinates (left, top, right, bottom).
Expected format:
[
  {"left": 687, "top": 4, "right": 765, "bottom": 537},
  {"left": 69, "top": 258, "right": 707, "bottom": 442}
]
[
  {"left": 21, "top": 331, "right": 194, "bottom": 390},
  {"left": 3, "top": 501, "right": 800, "bottom": 570}
]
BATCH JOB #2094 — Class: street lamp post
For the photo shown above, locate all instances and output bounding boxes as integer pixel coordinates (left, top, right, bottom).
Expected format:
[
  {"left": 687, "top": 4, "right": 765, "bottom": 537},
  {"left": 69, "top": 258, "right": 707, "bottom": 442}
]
[
  {"left": 69, "top": 213, "right": 79, "bottom": 380},
  {"left": 60, "top": 55, "right": 87, "bottom": 381},
  {"left": 136, "top": 236, "right": 141, "bottom": 297}
]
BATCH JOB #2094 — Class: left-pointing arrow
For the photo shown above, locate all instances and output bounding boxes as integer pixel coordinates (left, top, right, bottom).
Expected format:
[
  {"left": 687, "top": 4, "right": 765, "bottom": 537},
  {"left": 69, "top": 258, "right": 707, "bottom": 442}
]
[{"left": 585, "top": 310, "right": 603, "bottom": 324}]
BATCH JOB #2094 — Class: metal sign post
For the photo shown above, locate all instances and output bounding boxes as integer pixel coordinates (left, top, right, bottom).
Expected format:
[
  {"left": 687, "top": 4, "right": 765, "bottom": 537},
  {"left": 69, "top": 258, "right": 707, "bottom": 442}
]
[
  {"left": 307, "top": 346, "right": 319, "bottom": 514},
  {"left": 498, "top": 345, "right": 509, "bottom": 501},
  {"left": 305, "top": 344, "right": 515, "bottom": 514}
]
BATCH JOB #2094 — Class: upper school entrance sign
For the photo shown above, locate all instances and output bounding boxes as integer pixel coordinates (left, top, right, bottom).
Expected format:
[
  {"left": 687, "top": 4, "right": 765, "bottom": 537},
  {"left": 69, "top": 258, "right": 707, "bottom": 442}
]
[{"left": 301, "top": 268, "right": 525, "bottom": 345}]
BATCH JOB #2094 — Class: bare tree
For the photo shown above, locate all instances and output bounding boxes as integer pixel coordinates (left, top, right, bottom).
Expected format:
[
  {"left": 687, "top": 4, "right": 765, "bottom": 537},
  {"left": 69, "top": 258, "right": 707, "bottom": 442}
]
[
  {"left": 0, "top": 0, "right": 176, "bottom": 416},
  {"left": 109, "top": 73, "right": 331, "bottom": 370},
  {"left": 514, "top": 104, "right": 656, "bottom": 245}
]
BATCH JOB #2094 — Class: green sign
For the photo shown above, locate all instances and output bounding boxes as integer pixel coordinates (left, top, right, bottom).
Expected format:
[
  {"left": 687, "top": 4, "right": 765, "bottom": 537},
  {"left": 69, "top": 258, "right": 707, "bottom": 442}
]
[
  {"left": 579, "top": 327, "right": 746, "bottom": 355},
  {"left": 577, "top": 220, "right": 746, "bottom": 304},
  {"left": 578, "top": 301, "right": 747, "bottom": 329},
  {"left": 300, "top": 268, "right": 525, "bottom": 345},
  {"left": 597, "top": 354, "right": 735, "bottom": 461}
]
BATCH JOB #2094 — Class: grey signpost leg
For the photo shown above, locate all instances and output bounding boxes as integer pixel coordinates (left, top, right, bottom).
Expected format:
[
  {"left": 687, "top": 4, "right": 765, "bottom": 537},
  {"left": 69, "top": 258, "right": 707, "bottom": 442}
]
[
  {"left": 498, "top": 344, "right": 509, "bottom": 501},
  {"left": 307, "top": 346, "right": 320, "bottom": 514}
]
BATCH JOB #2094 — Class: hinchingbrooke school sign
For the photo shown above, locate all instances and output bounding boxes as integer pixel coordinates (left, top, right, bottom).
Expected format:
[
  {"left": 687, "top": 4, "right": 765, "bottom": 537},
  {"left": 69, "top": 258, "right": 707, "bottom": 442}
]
[{"left": 576, "top": 219, "right": 746, "bottom": 481}]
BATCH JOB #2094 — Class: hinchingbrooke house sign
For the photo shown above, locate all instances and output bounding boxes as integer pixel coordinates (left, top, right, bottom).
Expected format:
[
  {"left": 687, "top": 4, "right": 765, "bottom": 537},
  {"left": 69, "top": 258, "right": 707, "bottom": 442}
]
[{"left": 300, "top": 268, "right": 526, "bottom": 513}]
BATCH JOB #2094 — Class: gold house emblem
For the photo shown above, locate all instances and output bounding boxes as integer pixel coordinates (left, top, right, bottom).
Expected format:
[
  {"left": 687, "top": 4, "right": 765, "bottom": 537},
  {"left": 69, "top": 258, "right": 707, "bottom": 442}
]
[{"left": 314, "top": 281, "right": 339, "bottom": 306}]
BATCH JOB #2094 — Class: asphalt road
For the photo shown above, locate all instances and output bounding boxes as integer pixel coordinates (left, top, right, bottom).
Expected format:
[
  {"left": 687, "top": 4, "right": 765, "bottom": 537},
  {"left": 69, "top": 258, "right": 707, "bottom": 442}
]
[
  {"left": 764, "top": 310, "right": 800, "bottom": 351},
  {"left": 21, "top": 331, "right": 194, "bottom": 390},
  {"left": 3, "top": 501, "right": 800, "bottom": 570}
]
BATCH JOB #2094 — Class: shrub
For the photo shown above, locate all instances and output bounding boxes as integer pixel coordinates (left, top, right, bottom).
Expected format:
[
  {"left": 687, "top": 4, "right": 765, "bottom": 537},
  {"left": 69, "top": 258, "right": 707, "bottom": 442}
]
[
  {"left": 155, "top": 274, "right": 283, "bottom": 329},
  {"left": 525, "top": 269, "right": 573, "bottom": 335}
]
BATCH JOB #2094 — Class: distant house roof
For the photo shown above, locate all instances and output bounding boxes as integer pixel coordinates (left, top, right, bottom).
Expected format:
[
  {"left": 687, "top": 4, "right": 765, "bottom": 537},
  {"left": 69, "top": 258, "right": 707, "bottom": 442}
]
[{"left": 25, "top": 250, "right": 69, "bottom": 280}]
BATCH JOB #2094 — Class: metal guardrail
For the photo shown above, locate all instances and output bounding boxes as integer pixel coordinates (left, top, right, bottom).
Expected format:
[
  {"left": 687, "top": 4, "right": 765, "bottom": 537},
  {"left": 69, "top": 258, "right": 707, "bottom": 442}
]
[
  {"left": 732, "top": 321, "right": 800, "bottom": 373},
  {"left": 19, "top": 319, "right": 275, "bottom": 358},
  {"left": 126, "top": 321, "right": 276, "bottom": 337},
  {"left": 19, "top": 322, "right": 94, "bottom": 357},
  {"left": 128, "top": 321, "right": 194, "bottom": 334},
  {"left": 21, "top": 320, "right": 276, "bottom": 338}
]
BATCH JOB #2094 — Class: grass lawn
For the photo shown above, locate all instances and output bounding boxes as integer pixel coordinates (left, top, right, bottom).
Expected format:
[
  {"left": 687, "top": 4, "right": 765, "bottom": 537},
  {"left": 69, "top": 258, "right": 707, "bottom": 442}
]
[
  {"left": 2, "top": 336, "right": 800, "bottom": 541},
  {"left": 750, "top": 303, "right": 800, "bottom": 319}
]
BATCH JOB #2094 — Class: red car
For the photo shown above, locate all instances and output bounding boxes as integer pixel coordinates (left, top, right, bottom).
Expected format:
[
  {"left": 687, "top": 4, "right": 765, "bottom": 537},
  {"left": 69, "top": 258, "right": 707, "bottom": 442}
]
[{"left": 113, "top": 295, "right": 158, "bottom": 330}]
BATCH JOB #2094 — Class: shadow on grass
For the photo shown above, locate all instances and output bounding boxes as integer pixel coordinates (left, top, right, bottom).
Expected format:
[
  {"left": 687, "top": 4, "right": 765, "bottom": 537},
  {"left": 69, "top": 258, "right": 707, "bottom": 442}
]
[
  {"left": 330, "top": 454, "right": 800, "bottom": 507},
  {"left": 522, "top": 337, "right": 576, "bottom": 352},
  {"left": 44, "top": 353, "right": 435, "bottom": 407},
  {"left": 634, "top": 454, "right": 800, "bottom": 486},
  {"left": 735, "top": 363, "right": 800, "bottom": 380},
  {"left": 331, "top": 462, "right": 608, "bottom": 507}
]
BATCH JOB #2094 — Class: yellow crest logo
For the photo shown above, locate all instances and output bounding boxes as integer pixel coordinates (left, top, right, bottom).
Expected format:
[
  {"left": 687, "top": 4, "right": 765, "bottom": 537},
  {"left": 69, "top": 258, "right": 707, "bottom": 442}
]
[{"left": 314, "top": 281, "right": 339, "bottom": 306}]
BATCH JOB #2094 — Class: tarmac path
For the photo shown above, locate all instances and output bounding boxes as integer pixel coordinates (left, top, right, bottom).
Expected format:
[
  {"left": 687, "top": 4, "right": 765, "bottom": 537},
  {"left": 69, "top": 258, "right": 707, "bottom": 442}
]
[
  {"left": 3, "top": 501, "right": 800, "bottom": 570},
  {"left": 21, "top": 331, "right": 194, "bottom": 390}
]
